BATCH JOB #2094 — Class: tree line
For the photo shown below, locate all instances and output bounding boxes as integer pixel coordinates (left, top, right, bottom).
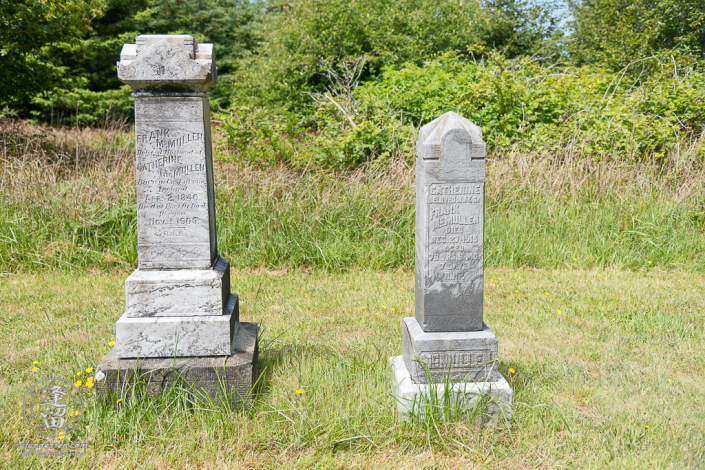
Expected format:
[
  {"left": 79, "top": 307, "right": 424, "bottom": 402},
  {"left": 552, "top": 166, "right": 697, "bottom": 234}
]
[{"left": 1, "top": 0, "right": 703, "bottom": 166}]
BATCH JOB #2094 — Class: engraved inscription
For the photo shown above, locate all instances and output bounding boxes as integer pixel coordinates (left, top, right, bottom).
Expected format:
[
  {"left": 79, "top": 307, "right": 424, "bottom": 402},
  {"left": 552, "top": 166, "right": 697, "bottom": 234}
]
[
  {"left": 427, "top": 183, "right": 483, "bottom": 283},
  {"left": 135, "top": 100, "right": 211, "bottom": 266},
  {"left": 421, "top": 350, "right": 496, "bottom": 371}
]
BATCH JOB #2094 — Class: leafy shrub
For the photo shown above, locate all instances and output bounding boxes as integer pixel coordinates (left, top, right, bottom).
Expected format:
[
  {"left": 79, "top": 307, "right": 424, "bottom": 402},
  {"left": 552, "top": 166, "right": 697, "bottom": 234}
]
[
  {"left": 230, "top": 0, "right": 557, "bottom": 115},
  {"left": 570, "top": 0, "right": 705, "bottom": 70},
  {"left": 220, "top": 52, "right": 705, "bottom": 168},
  {"left": 31, "top": 85, "right": 134, "bottom": 126},
  {"left": 368, "top": 52, "right": 705, "bottom": 161}
]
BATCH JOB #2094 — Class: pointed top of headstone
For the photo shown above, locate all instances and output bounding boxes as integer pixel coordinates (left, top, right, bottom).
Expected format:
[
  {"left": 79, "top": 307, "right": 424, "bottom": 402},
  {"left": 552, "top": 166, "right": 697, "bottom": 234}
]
[
  {"left": 117, "top": 34, "right": 217, "bottom": 95},
  {"left": 414, "top": 111, "right": 486, "bottom": 331},
  {"left": 417, "top": 111, "right": 484, "bottom": 161}
]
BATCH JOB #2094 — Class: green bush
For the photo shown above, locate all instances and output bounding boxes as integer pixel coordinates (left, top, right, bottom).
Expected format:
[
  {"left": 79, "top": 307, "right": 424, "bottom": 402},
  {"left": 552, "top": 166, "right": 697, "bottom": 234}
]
[
  {"left": 31, "top": 85, "right": 134, "bottom": 126},
  {"left": 365, "top": 52, "right": 705, "bottom": 160},
  {"left": 570, "top": 0, "right": 705, "bottom": 70},
  {"left": 230, "top": 0, "right": 557, "bottom": 115},
  {"left": 0, "top": 0, "right": 104, "bottom": 108},
  {"left": 13, "top": 0, "right": 263, "bottom": 121},
  {"left": 220, "top": 52, "right": 705, "bottom": 168}
]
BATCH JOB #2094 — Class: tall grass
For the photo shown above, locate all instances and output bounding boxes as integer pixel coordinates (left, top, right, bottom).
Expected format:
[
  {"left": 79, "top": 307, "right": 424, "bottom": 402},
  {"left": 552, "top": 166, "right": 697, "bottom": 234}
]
[
  {"left": 0, "top": 119, "right": 135, "bottom": 270},
  {"left": 1, "top": 118, "right": 703, "bottom": 273}
]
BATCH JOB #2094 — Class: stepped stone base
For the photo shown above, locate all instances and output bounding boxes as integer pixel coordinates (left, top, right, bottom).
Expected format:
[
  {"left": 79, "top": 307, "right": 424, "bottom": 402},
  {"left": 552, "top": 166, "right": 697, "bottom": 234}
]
[
  {"left": 125, "top": 256, "right": 231, "bottom": 317},
  {"left": 96, "top": 322, "right": 259, "bottom": 407},
  {"left": 115, "top": 294, "right": 238, "bottom": 358},
  {"left": 390, "top": 356, "right": 512, "bottom": 425},
  {"left": 402, "top": 317, "right": 498, "bottom": 384}
]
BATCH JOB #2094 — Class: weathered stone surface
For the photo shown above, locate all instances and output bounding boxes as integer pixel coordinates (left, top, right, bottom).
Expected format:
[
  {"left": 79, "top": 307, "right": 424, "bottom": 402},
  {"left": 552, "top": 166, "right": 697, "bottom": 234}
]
[
  {"left": 116, "top": 294, "right": 239, "bottom": 357},
  {"left": 125, "top": 256, "right": 230, "bottom": 317},
  {"left": 402, "top": 317, "right": 497, "bottom": 384},
  {"left": 134, "top": 96, "right": 217, "bottom": 270},
  {"left": 392, "top": 111, "right": 511, "bottom": 425},
  {"left": 415, "top": 111, "right": 486, "bottom": 332},
  {"left": 96, "top": 322, "right": 259, "bottom": 407},
  {"left": 112, "top": 34, "right": 256, "bottom": 384},
  {"left": 390, "top": 356, "right": 512, "bottom": 425},
  {"left": 118, "top": 35, "right": 217, "bottom": 95}
]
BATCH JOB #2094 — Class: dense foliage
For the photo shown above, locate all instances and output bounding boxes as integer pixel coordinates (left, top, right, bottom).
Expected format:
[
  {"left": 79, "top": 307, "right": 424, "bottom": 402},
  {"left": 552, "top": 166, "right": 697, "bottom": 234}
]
[
  {"left": 570, "top": 0, "right": 705, "bottom": 69},
  {"left": 222, "top": 52, "right": 705, "bottom": 167},
  {"left": 4, "top": 0, "right": 263, "bottom": 123},
  {"left": 1, "top": 0, "right": 704, "bottom": 165},
  {"left": 0, "top": 0, "right": 103, "bottom": 109},
  {"left": 231, "top": 0, "right": 558, "bottom": 114}
]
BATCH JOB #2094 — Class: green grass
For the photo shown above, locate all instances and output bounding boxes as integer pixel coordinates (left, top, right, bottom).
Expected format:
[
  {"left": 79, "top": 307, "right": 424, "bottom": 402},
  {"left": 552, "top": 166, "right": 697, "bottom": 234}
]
[
  {"left": 2, "top": 157, "right": 705, "bottom": 274},
  {"left": 2, "top": 119, "right": 704, "bottom": 274},
  {"left": 1, "top": 268, "right": 704, "bottom": 468}
]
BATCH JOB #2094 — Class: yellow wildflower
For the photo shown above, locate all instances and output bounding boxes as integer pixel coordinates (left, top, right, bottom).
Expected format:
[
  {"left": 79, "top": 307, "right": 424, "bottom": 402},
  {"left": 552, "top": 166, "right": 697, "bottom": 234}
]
[
  {"left": 85, "top": 367, "right": 93, "bottom": 373},
  {"left": 509, "top": 368, "right": 516, "bottom": 374},
  {"left": 295, "top": 388, "right": 304, "bottom": 395},
  {"left": 32, "top": 367, "right": 37, "bottom": 372},
  {"left": 33, "top": 361, "right": 38, "bottom": 364},
  {"left": 74, "top": 380, "right": 82, "bottom": 387},
  {"left": 109, "top": 341, "right": 115, "bottom": 346},
  {"left": 86, "top": 377, "right": 94, "bottom": 388},
  {"left": 116, "top": 398, "right": 123, "bottom": 404}
]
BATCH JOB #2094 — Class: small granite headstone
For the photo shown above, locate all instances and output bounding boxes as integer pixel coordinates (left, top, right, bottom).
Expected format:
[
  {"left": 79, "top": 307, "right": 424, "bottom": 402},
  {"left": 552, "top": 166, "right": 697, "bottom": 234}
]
[
  {"left": 96, "top": 35, "right": 258, "bottom": 405},
  {"left": 391, "top": 112, "right": 512, "bottom": 424}
]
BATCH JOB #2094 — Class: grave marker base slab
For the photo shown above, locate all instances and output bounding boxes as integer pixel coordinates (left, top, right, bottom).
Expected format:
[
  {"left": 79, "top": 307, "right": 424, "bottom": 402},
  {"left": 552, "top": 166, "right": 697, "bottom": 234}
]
[
  {"left": 390, "top": 356, "right": 512, "bottom": 426},
  {"left": 402, "top": 317, "right": 498, "bottom": 384},
  {"left": 115, "top": 294, "right": 239, "bottom": 357},
  {"left": 96, "top": 322, "right": 259, "bottom": 407}
]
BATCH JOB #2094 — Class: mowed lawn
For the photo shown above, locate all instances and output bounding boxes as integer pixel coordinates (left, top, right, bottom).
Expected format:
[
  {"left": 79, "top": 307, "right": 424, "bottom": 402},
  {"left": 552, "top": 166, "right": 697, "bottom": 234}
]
[{"left": 1, "top": 267, "right": 704, "bottom": 468}]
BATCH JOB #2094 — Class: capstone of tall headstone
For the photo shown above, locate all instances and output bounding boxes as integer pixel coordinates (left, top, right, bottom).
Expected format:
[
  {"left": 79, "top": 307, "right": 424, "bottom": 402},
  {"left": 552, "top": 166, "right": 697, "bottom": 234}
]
[
  {"left": 391, "top": 112, "right": 512, "bottom": 424},
  {"left": 95, "top": 35, "right": 258, "bottom": 405}
]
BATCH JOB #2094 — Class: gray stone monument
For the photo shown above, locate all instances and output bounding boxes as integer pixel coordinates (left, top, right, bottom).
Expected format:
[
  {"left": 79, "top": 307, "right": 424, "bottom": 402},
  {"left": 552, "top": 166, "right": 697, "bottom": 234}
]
[
  {"left": 96, "top": 35, "right": 258, "bottom": 405},
  {"left": 391, "top": 112, "right": 512, "bottom": 423}
]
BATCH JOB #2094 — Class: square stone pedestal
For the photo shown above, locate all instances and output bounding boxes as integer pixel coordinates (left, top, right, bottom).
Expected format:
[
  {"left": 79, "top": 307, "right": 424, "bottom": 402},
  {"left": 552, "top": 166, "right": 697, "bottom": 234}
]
[
  {"left": 115, "top": 294, "right": 239, "bottom": 358},
  {"left": 390, "top": 356, "right": 512, "bottom": 425},
  {"left": 96, "top": 322, "right": 259, "bottom": 408},
  {"left": 402, "top": 317, "right": 498, "bottom": 384}
]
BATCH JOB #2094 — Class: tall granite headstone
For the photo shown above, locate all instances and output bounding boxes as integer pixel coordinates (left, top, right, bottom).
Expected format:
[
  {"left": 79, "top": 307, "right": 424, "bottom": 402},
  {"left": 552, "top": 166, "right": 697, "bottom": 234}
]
[
  {"left": 96, "top": 35, "right": 258, "bottom": 405},
  {"left": 391, "top": 112, "right": 512, "bottom": 423}
]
